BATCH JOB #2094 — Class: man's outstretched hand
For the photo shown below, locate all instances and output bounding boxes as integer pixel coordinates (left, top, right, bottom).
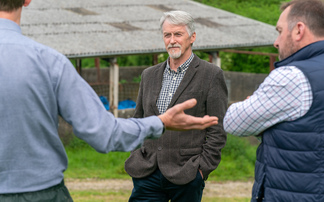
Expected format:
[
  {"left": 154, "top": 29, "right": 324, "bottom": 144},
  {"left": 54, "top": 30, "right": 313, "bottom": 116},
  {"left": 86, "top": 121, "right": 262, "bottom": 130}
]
[{"left": 158, "top": 99, "right": 218, "bottom": 131}]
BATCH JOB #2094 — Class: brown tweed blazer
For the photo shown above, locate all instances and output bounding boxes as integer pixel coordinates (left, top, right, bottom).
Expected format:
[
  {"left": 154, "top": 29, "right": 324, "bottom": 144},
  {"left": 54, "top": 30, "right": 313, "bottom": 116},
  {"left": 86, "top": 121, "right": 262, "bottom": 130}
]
[{"left": 124, "top": 55, "right": 228, "bottom": 185}]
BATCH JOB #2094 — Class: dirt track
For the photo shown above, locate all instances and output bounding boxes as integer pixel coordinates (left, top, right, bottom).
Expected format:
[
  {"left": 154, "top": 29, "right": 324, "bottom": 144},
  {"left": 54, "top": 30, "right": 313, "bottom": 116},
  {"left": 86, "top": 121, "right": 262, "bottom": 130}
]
[{"left": 65, "top": 179, "right": 253, "bottom": 198}]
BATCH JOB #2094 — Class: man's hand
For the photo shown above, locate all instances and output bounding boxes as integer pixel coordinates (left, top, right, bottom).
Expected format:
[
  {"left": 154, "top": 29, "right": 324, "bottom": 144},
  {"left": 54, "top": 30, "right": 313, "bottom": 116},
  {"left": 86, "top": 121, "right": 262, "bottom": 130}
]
[{"left": 158, "top": 99, "right": 218, "bottom": 131}]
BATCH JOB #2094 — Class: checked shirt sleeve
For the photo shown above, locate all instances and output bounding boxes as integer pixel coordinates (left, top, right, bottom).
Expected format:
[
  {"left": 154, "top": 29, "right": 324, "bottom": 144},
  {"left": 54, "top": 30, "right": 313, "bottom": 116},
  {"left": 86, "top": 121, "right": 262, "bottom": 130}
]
[{"left": 224, "top": 66, "right": 312, "bottom": 137}]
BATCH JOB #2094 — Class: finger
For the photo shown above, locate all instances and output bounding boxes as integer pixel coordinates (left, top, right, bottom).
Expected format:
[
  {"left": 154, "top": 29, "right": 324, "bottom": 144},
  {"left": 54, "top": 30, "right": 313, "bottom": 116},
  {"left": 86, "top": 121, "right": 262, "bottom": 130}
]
[
  {"left": 184, "top": 117, "right": 218, "bottom": 130},
  {"left": 174, "top": 98, "right": 197, "bottom": 111},
  {"left": 202, "top": 115, "right": 218, "bottom": 120},
  {"left": 187, "top": 115, "right": 218, "bottom": 125},
  {"left": 201, "top": 116, "right": 218, "bottom": 123},
  {"left": 202, "top": 121, "right": 218, "bottom": 128},
  {"left": 184, "top": 122, "right": 216, "bottom": 130}
]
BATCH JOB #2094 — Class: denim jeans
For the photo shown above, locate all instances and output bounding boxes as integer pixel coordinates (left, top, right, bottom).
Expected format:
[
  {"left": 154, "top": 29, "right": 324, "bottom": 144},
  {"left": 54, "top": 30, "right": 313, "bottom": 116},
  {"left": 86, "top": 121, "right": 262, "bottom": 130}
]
[{"left": 129, "top": 169, "right": 205, "bottom": 202}]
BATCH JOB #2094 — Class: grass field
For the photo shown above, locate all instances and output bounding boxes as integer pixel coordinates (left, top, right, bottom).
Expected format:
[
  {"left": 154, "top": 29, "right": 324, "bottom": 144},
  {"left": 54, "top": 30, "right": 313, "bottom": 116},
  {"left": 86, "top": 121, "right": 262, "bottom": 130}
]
[
  {"left": 64, "top": 135, "right": 257, "bottom": 201},
  {"left": 64, "top": 134, "right": 258, "bottom": 181}
]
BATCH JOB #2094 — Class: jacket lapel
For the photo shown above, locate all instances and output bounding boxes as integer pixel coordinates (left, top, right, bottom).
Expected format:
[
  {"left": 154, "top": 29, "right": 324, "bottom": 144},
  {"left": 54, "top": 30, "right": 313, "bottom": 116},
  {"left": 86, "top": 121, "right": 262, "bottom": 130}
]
[
  {"left": 167, "top": 55, "right": 199, "bottom": 109},
  {"left": 151, "top": 61, "right": 167, "bottom": 115}
]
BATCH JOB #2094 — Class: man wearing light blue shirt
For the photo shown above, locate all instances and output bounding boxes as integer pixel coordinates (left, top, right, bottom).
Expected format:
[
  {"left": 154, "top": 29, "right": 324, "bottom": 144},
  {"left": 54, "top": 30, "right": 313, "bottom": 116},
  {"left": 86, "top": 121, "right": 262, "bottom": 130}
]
[{"left": 0, "top": 0, "right": 219, "bottom": 201}]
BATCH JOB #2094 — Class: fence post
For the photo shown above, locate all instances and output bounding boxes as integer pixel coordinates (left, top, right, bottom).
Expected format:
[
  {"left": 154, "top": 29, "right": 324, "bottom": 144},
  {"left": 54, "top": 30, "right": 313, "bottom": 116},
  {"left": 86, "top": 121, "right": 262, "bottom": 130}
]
[{"left": 109, "top": 58, "right": 119, "bottom": 117}]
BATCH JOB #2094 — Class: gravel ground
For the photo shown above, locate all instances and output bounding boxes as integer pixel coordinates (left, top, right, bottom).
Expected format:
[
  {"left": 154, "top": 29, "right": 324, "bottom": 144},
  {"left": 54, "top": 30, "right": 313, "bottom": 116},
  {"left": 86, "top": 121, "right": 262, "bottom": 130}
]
[{"left": 65, "top": 179, "right": 253, "bottom": 198}]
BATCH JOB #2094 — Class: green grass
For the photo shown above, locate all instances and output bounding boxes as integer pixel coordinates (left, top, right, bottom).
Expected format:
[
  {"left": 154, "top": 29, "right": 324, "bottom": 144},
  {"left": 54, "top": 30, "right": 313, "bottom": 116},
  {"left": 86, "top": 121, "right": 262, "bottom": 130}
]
[
  {"left": 65, "top": 139, "right": 131, "bottom": 179},
  {"left": 64, "top": 134, "right": 258, "bottom": 181},
  {"left": 64, "top": 135, "right": 257, "bottom": 201},
  {"left": 208, "top": 135, "right": 258, "bottom": 181}
]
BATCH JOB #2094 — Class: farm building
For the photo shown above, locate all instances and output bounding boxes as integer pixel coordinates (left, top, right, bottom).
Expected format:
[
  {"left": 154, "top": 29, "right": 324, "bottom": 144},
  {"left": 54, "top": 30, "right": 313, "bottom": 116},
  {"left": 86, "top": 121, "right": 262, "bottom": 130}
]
[{"left": 21, "top": 0, "right": 277, "bottom": 139}]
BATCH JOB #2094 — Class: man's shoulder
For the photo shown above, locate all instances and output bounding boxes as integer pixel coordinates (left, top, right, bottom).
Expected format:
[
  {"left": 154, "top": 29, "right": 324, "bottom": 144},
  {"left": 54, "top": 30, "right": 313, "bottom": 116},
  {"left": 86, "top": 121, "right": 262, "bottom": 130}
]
[
  {"left": 3, "top": 32, "right": 67, "bottom": 65},
  {"left": 18, "top": 34, "right": 66, "bottom": 61}
]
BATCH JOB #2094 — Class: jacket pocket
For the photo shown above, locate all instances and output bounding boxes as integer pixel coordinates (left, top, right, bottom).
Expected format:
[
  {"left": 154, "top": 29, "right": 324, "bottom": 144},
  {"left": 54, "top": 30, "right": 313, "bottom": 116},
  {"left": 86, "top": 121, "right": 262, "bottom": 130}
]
[{"left": 180, "top": 147, "right": 202, "bottom": 156}]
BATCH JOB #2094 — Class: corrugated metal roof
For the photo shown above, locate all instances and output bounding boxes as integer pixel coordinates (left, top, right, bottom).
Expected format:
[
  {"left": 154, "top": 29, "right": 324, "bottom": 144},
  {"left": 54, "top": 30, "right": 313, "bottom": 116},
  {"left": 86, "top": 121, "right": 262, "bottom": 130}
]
[{"left": 21, "top": 0, "right": 278, "bottom": 59}]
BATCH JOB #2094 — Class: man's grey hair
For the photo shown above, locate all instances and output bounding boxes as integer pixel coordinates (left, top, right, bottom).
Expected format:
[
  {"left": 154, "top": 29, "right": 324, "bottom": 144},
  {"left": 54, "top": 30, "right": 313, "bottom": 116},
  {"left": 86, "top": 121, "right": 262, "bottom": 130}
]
[{"left": 159, "top": 10, "right": 196, "bottom": 36}]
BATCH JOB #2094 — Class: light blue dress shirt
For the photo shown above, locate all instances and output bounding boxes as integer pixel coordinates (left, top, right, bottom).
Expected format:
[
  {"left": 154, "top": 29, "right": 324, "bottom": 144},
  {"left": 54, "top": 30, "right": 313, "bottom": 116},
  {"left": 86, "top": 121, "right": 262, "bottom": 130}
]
[{"left": 0, "top": 18, "right": 163, "bottom": 194}]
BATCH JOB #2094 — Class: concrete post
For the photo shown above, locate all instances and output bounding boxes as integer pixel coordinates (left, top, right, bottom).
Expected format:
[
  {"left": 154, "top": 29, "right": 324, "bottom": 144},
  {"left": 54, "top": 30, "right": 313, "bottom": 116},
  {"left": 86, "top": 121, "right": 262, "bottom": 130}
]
[{"left": 109, "top": 58, "right": 119, "bottom": 117}]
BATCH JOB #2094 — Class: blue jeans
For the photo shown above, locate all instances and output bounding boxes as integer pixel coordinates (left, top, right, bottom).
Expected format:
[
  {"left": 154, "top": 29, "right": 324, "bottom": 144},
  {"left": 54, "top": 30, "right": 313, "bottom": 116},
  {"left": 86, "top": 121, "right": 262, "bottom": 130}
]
[{"left": 129, "top": 169, "right": 205, "bottom": 202}]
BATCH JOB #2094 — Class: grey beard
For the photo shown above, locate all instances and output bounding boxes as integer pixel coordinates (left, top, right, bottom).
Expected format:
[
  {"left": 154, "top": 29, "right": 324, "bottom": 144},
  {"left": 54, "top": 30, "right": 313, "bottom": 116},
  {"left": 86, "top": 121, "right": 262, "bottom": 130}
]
[{"left": 168, "top": 50, "right": 181, "bottom": 59}]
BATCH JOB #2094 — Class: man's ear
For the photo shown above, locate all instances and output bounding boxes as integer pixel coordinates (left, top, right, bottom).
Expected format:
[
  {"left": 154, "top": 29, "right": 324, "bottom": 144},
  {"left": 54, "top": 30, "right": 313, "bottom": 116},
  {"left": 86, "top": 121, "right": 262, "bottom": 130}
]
[
  {"left": 295, "top": 22, "right": 305, "bottom": 41},
  {"left": 190, "top": 32, "right": 196, "bottom": 44},
  {"left": 23, "top": 0, "right": 32, "bottom": 7}
]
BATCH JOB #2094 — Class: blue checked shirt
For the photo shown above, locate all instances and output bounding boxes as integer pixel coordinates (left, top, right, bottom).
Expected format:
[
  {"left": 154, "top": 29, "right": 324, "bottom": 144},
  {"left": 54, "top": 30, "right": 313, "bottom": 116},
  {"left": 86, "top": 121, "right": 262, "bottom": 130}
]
[
  {"left": 157, "top": 53, "right": 194, "bottom": 114},
  {"left": 224, "top": 66, "right": 313, "bottom": 137}
]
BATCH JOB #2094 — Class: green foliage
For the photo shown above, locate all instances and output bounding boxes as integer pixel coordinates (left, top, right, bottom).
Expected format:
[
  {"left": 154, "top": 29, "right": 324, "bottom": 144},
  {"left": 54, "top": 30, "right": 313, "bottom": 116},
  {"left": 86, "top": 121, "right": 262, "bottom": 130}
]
[
  {"left": 70, "top": 58, "right": 110, "bottom": 68},
  {"left": 64, "top": 134, "right": 258, "bottom": 181},
  {"left": 157, "top": 53, "right": 169, "bottom": 63},
  {"left": 194, "top": 51, "right": 210, "bottom": 61},
  {"left": 117, "top": 55, "right": 153, "bottom": 67},
  {"left": 119, "top": 79, "right": 127, "bottom": 84},
  {"left": 132, "top": 75, "right": 141, "bottom": 83},
  {"left": 192, "top": 0, "right": 288, "bottom": 73},
  {"left": 194, "top": 0, "right": 285, "bottom": 25},
  {"left": 220, "top": 47, "right": 278, "bottom": 74}
]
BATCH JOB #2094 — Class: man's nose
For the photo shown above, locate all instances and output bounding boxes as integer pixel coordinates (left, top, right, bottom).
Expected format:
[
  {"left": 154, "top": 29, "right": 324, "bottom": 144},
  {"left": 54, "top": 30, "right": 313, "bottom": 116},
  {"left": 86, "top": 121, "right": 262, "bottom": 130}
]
[
  {"left": 170, "top": 35, "right": 176, "bottom": 44},
  {"left": 273, "top": 38, "right": 279, "bottom": 49}
]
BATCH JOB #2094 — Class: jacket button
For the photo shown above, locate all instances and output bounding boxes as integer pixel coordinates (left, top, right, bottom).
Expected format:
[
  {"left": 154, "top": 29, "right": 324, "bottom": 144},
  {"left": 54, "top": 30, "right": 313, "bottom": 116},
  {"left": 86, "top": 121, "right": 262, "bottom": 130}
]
[{"left": 158, "top": 146, "right": 162, "bottom": 151}]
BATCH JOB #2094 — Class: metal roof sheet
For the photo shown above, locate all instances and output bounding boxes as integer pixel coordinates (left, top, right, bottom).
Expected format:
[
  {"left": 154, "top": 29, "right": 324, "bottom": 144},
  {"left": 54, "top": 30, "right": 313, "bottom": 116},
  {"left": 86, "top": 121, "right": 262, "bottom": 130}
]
[{"left": 21, "top": 0, "right": 278, "bottom": 59}]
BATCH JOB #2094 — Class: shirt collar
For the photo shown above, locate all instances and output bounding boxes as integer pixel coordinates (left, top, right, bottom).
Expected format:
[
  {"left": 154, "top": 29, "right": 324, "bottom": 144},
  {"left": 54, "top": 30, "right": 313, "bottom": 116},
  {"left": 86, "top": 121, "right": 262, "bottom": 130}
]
[
  {"left": 166, "top": 53, "right": 194, "bottom": 73},
  {"left": 0, "top": 18, "right": 22, "bottom": 34}
]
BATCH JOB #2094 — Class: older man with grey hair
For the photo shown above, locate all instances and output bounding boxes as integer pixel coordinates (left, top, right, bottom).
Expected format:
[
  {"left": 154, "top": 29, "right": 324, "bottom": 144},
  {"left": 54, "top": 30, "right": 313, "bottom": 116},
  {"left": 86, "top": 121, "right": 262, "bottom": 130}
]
[{"left": 125, "top": 10, "right": 228, "bottom": 202}]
